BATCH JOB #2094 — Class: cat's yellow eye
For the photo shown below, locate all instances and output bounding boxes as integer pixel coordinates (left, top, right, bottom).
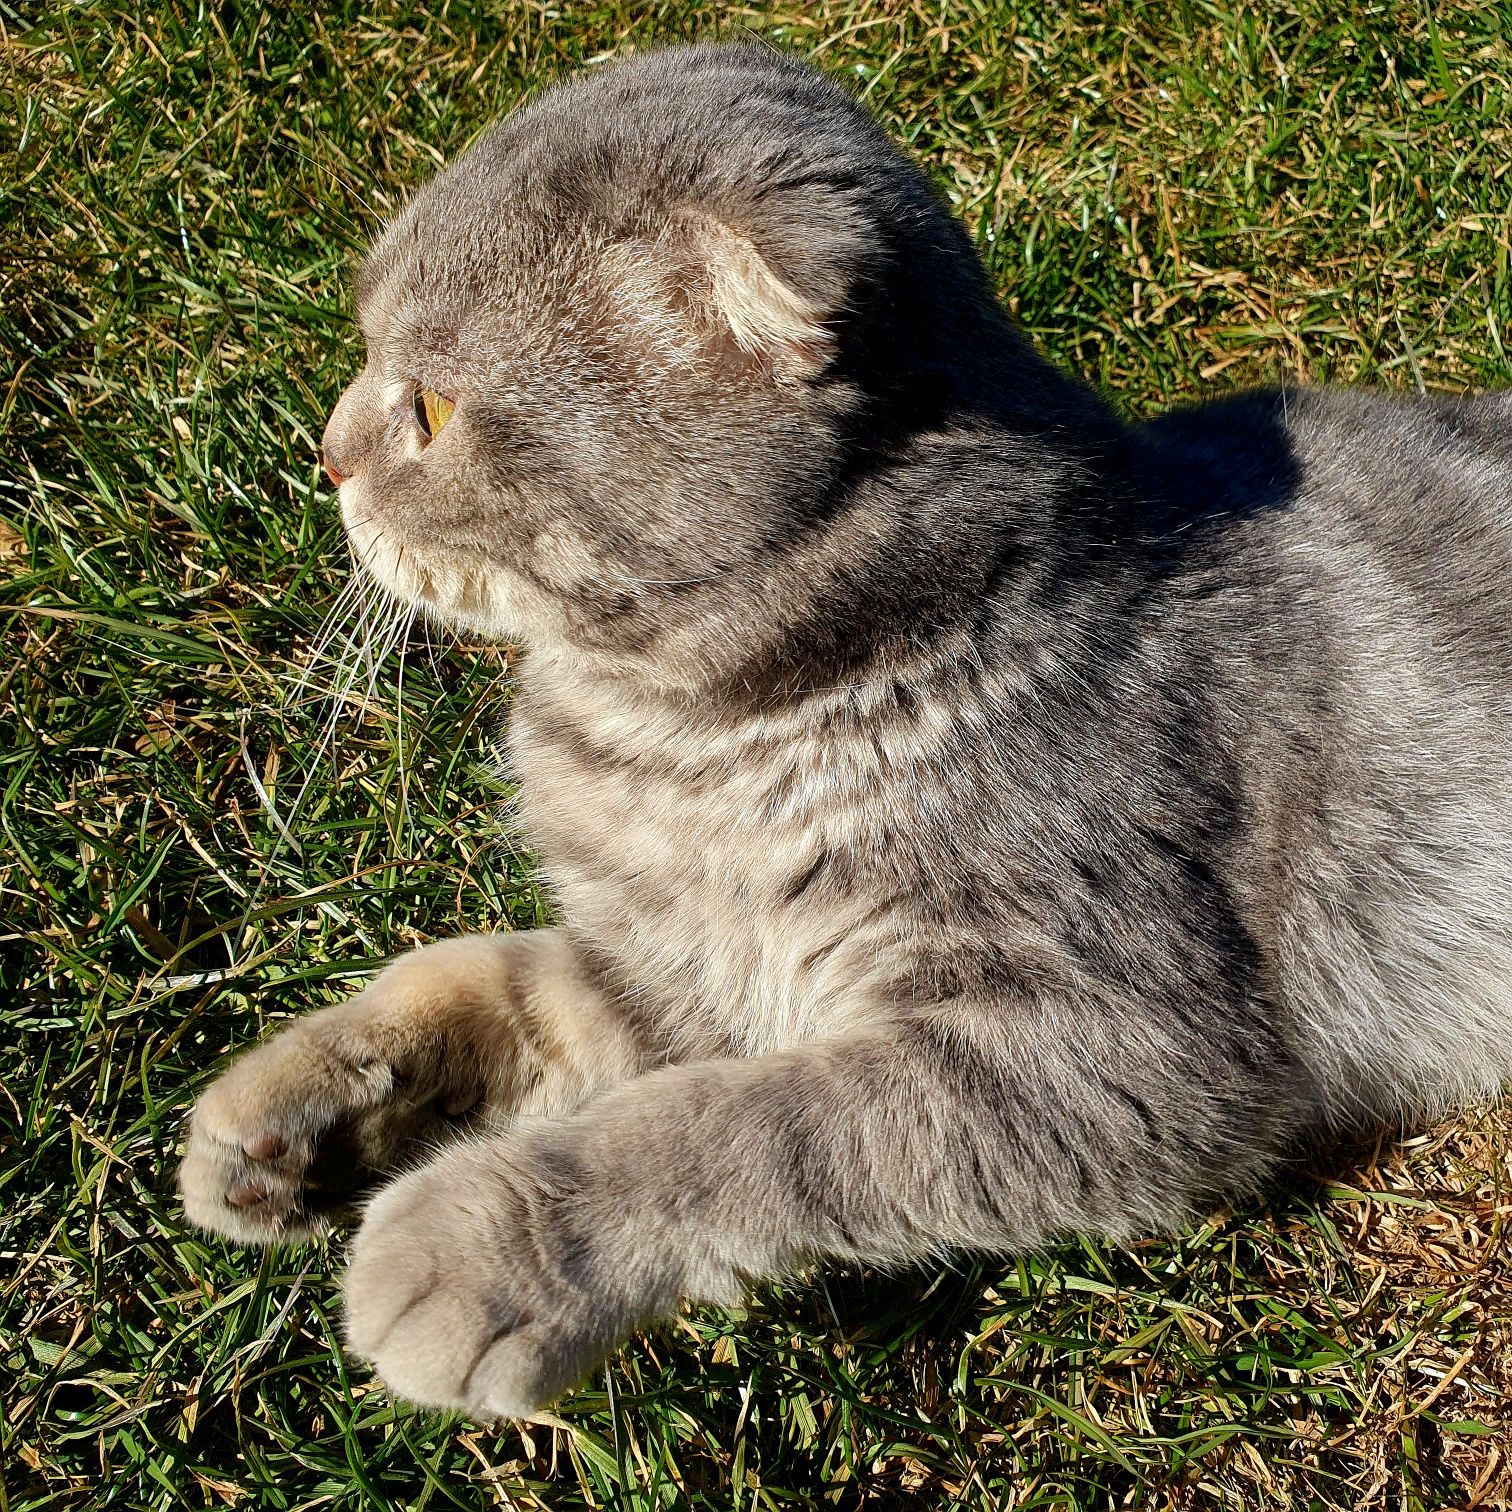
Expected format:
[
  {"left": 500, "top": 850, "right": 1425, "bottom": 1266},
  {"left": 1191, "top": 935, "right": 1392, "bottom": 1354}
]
[{"left": 413, "top": 386, "right": 455, "bottom": 441}]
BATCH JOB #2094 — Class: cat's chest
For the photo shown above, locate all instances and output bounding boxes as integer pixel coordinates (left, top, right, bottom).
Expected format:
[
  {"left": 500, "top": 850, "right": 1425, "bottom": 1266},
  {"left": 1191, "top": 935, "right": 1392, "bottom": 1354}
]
[{"left": 509, "top": 692, "right": 916, "bottom": 1052}]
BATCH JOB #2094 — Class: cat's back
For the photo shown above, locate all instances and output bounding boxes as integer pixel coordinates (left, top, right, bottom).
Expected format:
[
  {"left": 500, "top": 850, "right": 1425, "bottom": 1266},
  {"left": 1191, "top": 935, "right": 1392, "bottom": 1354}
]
[
  {"left": 1143, "top": 383, "right": 1511, "bottom": 670},
  {"left": 1284, "top": 385, "right": 1509, "bottom": 664},
  {"left": 1140, "top": 382, "right": 1512, "bottom": 1122}
]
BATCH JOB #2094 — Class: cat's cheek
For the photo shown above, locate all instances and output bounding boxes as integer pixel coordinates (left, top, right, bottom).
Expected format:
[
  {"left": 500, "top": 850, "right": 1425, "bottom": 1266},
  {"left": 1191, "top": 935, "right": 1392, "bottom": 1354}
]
[
  {"left": 335, "top": 483, "right": 544, "bottom": 641},
  {"left": 336, "top": 478, "right": 366, "bottom": 540},
  {"left": 340, "top": 484, "right": 420, "bottom": 603}
]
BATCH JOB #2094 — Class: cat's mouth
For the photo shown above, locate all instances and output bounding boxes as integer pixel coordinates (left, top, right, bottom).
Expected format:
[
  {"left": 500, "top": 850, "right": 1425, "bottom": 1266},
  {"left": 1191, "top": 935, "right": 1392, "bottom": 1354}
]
[
  {"left": 339, "top": 479, "right": 512, "bottom": 632},
  {"left": 341, "top": 482, "right": 440, "bottom": 608}
]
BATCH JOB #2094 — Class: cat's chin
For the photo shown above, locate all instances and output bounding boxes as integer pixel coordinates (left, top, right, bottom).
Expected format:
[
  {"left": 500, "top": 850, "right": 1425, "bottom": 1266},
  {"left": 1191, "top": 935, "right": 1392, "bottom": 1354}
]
[{"left": 339, "top": 480, "right": 518, "bottom": 637}]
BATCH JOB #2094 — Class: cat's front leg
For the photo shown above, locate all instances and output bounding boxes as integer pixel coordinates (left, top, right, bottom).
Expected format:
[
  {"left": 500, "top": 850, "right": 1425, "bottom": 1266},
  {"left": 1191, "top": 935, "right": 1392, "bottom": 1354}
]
[
  {"left": 344, "top": 999, "right": 1301, "bottom": 1418},
  {"left": 179, "top": 931, "right": 646, "bottom": 1243}
]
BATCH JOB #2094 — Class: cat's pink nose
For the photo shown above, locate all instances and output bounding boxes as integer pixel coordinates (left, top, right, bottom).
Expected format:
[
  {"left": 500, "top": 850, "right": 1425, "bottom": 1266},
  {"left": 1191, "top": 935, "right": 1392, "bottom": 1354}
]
[{"left": 323, "top": 454, "right": 347, "bottom": 487}]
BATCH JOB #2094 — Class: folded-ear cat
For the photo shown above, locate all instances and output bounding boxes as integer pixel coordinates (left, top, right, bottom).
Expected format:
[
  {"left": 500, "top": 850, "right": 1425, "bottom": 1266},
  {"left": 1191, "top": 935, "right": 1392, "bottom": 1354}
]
[{"left": 180, "top": 42, "right": 1512, "bottom": 1419}]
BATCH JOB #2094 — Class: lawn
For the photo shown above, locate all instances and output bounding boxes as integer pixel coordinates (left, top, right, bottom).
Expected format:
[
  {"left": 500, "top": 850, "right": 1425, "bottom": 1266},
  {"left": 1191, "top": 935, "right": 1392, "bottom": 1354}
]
[{"left": 3, "top": 1, "right": 1511, "bottom": 1507}]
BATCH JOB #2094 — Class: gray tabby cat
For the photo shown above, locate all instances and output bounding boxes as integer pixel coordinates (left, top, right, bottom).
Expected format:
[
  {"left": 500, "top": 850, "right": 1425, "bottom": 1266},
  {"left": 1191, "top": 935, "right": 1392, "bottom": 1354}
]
[{"left": 178, "top": 42, "right": 1512, "bottom": 1418}]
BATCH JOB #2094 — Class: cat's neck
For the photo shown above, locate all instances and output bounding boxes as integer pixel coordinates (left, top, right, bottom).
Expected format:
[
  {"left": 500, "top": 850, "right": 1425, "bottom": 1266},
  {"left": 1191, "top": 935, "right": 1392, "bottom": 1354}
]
[{"left": 527, "top": 406, "right": 1129, "bottom": 714}]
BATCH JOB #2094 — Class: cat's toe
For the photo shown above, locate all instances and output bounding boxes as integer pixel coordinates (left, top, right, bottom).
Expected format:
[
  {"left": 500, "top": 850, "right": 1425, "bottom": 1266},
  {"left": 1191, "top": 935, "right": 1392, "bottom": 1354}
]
[
  {"left": 179, "top": 1049, "right": 389, "bottom": 1242},
  {"left": 178, "top": 1119, "right": 320, "bottom": 1242},
  {"left": 178, "top": 1011, "right": 440, "bottom": 1244}
]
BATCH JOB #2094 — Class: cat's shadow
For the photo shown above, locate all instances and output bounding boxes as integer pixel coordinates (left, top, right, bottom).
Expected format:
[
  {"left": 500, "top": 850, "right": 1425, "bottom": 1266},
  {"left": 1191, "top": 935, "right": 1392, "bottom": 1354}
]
[{"left": 739, "top": 1122, "right": 1425, "bottom": 1376}]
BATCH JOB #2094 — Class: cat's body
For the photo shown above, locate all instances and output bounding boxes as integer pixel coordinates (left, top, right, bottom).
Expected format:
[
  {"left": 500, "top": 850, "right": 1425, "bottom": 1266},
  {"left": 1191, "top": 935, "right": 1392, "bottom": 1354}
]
[
  {"left": 520, "top": 382, "right": 1512, "bottom": 1123},
  {"left": 179, "top": 43, "right": 1511, "bottom": 1419}
]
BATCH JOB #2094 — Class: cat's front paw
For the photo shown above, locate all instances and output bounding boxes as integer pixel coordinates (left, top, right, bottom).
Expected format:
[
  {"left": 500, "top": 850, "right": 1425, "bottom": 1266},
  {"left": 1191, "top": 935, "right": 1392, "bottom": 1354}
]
[
  {"left": 179, "top": 944, "right": 507, "bottom": 1243},
  {"left": 180, "top": 1020, "right": 476, "bottom": 1245},
  {"left": 343, "top": 1139, "right": 634, "bottom": 1419},
  {"left": 179, "top": 1031, "right": 400, "bottom": 1244}
]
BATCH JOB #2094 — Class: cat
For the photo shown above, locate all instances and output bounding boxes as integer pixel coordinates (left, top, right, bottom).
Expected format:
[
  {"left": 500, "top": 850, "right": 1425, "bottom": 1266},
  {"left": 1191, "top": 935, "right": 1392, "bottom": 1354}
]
[{"left": 178, "top": 41, "right": 1512, "bottom": 1419}]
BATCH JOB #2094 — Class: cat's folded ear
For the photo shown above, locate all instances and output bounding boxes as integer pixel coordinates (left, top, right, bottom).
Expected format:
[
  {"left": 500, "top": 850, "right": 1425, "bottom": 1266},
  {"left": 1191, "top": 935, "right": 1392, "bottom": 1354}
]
[
  {"left": 603, "top": 214, "right": 846, "bottom": 385},
  {"left": 674, "top": 214, "right": 835, "bottom": 384}
]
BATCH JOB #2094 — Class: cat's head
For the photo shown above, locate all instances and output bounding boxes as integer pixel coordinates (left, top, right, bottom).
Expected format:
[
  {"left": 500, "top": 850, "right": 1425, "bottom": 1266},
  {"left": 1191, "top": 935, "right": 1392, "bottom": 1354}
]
[{"left": 322, "top": 43, "right": 1021, "bottom": 689}]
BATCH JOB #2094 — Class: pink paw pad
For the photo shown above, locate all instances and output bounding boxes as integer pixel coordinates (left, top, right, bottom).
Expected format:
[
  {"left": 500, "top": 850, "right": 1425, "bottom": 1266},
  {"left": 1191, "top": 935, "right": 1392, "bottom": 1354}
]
[{"left": 243, "top": 1132, "right": 287, "bottom": 1161}]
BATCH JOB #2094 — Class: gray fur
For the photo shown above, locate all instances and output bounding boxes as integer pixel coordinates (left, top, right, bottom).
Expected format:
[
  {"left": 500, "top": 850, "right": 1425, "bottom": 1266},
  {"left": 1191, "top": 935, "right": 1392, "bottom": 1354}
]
[{"left": 180, "top": 42, "right": 1512, "bottom": 1418}]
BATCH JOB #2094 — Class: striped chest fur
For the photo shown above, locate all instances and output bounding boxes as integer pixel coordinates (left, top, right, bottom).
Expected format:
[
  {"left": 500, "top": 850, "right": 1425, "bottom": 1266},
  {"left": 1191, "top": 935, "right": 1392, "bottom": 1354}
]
[{"left": 506, "top": 667, "right": 960, "bottom": 1056}]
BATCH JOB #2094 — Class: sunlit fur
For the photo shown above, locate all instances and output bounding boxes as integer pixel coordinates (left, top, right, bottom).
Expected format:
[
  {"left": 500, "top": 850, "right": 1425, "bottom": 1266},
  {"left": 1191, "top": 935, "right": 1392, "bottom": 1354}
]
[{"left": 182, "top": 42, "right": 1512, "bottom": 1420}]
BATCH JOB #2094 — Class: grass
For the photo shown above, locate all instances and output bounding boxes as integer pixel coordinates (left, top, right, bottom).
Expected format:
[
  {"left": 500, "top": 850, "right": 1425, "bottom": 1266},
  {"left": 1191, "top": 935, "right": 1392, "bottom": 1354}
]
[{"left": 3, "top": 0, "right": 1511, "bottom": 1506}]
